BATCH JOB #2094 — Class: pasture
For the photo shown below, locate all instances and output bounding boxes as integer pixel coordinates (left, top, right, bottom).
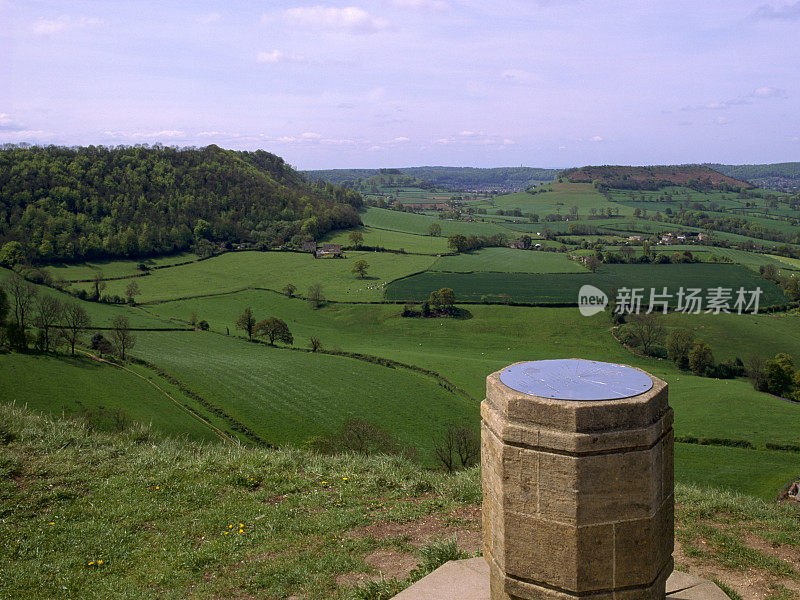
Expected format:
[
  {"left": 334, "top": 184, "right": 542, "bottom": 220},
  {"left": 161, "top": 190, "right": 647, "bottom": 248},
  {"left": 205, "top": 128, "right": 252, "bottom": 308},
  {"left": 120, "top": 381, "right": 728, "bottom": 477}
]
[
  {"left": 320, "top": 225, "right": 449, "bottom": 254},
  {"left": 386, "top": 263, "right": 788, "bottom": 305},
  {"left": 142, "top": 292, "right": 800, "bottom": 497},
  {"left": 43, "top": 252, "right": 200, "bottom": 282},
  {"left": 70, "top": 251, "right": 437, "bottom": 303},
  {"left": 0, "top": 352, "right": 223, "bottom": 442},
  {"left": 430, "top": 248, "right": 586, "bottom": 273},
  {"left": 662, "top": 311, "right": 800, "bottom": 362},
  {"left": 130, "top": 330, "right": 477, "bottom": 463}
]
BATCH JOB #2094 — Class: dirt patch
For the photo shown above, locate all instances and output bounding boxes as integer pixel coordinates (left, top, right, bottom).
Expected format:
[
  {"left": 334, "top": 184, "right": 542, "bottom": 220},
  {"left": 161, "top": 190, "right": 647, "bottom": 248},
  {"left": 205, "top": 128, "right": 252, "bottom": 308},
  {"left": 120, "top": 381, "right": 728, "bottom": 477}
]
[
  {"left": 742, "top": 531, "right": 800, "bottom": 573},
  {"left": 347, "top": 505, "right": 482, "bottom": 554},
  {"left": 335, "top": 549, "right": 424, "bottom": 588},
  {"left": 261, "top": 493, "right": 287, "bottom": 505},
  {"left": 674, "top": 539, "right": 800, "bottom": 600}
]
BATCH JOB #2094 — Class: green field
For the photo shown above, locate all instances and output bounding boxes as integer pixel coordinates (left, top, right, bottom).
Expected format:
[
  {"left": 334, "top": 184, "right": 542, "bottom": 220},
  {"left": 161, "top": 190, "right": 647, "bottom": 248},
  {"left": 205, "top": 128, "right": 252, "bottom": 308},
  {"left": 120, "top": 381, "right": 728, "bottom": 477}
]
[
  {"left": 0, "top": 267, "right": 177, "bottom": 329},
  {"left": 662, "top": 311, "right": 800, "bottom": 362},
  {"left": 0, "top": 352, "right": 223, "bottom": 442},
  {"left": 146, "top": 292, "right": 800, "bottom": 451},
  {"left": 386, "top": 263, "right": 788, "bottom": 305},
  {"left": 360, "top": 207, "right": 511, "bottom": 237},
  {"left": 320, "top": 225, "right": 449, "bottom": 254},
  {"left": 430, "top": 248, "right": 586, "bottom": 273},
  {"left": 131, "top": 330, "right": 476, "bottom": 463},
  {"left": 43, "top": 252, "right": 200, "bottom": 282},
  {"left": 675, "top": 443, "right": 799, "bottom": 499},
  {"left": 71, "top": 251, "right": 436, "bottom": 303}
]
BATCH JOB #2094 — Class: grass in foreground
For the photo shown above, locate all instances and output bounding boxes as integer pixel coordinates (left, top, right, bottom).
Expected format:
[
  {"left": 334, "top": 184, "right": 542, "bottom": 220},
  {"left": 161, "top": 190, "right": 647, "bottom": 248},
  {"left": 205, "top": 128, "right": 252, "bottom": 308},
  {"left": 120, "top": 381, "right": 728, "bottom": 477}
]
[{"left": 1, "top": 405, "right": 798, "bottom": 600}]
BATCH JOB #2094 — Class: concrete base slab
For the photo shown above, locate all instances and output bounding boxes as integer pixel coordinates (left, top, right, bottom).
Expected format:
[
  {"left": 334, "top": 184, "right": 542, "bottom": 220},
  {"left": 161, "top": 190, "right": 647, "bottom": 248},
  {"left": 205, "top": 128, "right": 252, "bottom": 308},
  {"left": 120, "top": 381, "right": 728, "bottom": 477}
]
[{"left": 390, "top": 558, "right": 730, "bottom": 600}]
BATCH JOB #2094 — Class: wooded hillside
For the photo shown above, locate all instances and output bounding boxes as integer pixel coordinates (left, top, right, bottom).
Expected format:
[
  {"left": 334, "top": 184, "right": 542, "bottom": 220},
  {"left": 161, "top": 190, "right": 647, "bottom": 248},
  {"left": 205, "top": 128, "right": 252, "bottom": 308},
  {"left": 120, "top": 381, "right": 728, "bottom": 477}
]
[{"left": 0, "top": 144, "right": 362, "bottom": 263}]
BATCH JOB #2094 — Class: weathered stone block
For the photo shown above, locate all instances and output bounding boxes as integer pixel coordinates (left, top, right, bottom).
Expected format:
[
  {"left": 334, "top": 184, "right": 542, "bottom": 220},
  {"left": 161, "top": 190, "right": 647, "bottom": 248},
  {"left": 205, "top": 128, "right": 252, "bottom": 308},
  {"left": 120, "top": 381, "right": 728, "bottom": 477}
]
[{"left": 482, "top": 360, "right": 673, "bottom": 600}]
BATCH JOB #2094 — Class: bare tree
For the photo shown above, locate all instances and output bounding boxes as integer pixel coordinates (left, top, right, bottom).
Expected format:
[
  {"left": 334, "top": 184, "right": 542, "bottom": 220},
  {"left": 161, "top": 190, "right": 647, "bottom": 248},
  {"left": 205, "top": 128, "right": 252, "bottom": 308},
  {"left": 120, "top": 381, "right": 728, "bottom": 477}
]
[
  {"left": 453, "top": 424, "right": 480, "bottom": 468},
  {"left": 307, "top": 283, "right": 325, "bottom": 309},
  {"left": 91, "top": 271, "right": 106, "bottom": 300},
  {"left": 125, "top": 280, "right": 141, "bottom": 304},
  {"left": 34, "top": 295, "right": 64, "bottom": 352},
  {"left": 63, "top": 303, "right": 91, "bottom": 356},
  {"left": 433, "top": 425, "right": 457, "bottom": 473},
  {"left": 110, "top": 315, "right": 135, "bottom": 359},
  {"left": 626, "top": 313, "right": 665, "bottom": 355},
  {"left": 5, "top": 273, "right": 38, "bottom": 348},
  {"left": 308, "top": 336, "right": 322, "bottom": 352}
]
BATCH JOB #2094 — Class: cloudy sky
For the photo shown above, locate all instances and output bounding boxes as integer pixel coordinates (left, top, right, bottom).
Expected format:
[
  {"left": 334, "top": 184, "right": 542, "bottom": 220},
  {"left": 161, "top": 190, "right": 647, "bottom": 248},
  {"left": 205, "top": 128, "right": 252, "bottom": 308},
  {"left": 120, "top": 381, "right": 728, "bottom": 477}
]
[{"left": 2, "top": 0, "right": 799, "bottom": 169}]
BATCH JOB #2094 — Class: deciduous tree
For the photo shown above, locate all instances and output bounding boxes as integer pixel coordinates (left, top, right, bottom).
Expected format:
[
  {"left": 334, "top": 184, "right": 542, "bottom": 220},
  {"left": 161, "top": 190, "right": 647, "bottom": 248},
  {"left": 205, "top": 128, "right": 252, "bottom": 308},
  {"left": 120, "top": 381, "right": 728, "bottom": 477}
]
[
  {"left": 62, "top": 303, "right": 91, "bottom": 356},
  {"left": 428, "top": 222, "right": 441, "bottom": 236},
  {"left": 235, "top": 307, "right": 256, "bottom": 340},
  {"left": 125, "top": 280, "right": 141, "bottom": 304},
  {"left": 110, "top": 315, "right": 135, "bottom": 360},
  {"left": 349, "top": 231, "right": 364, "bottom": 247},
  {"left": 307, "top": 283, "right": 325, "bottom": 309},
  {"left": 351, "top": 259, "right": 369, "bottom": 279},
  {"left": 34, "top": 295, "right": 64, "bottom": 352},
  {"left": 688, "top": 340, "right": 714, "bottom": 376},
  {"left": 255, "top": 317, "right": 293, "bottom": 346}
]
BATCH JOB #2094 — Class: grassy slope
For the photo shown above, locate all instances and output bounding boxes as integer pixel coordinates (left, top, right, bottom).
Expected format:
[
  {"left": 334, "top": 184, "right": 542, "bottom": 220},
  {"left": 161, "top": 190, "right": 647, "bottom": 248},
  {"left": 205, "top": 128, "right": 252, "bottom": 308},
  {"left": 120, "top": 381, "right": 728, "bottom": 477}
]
[
  {"left": 386, "top": 263, "right": 788, "bottom": 305},
  {"left": 145, "top": 292, "right": 800, "bottom": 491},
  {"left": 661, "top": 312, "right": 800, "bottom": 362},
  {"left": 70, "top": 251, "right": 436, "bottom": 303},
  {"left": 320, "top": 226, "right": 450, "bottom": 254},
  {"left": 430, "top": 248, "right": 586, "bottom": 273},
  {"left": 0, "top": 352, "right": 223, "bottom": 443},
  {"left": 0, "top": 267, "right": 177, "bottom": 329},
  {"left": 1, "top": 406, "right": 797, "bottom": 600},
  {"left": 360, "top": 207, "right": 511, "bottom": 237},
  {"left": 131, "top": 331, "right": 476, "bottom": 463},
  {"left": 42, "top": 252, "right": 200, "bottom": 282}
]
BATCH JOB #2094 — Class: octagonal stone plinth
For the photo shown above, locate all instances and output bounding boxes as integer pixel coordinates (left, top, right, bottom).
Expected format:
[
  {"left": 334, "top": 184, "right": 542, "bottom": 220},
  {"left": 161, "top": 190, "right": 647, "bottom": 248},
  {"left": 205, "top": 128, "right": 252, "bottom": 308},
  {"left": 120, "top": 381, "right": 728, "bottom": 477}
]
[{"left": 482, "top": 360, "right": 674, "bottom": 600}]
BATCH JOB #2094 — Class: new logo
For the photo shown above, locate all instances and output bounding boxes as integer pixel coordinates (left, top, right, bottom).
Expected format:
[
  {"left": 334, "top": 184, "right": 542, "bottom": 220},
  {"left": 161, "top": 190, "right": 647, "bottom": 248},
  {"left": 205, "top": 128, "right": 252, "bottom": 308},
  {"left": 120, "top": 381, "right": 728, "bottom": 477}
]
[{"left": 578, "top": 285, "right": 608, "bottom": 317}]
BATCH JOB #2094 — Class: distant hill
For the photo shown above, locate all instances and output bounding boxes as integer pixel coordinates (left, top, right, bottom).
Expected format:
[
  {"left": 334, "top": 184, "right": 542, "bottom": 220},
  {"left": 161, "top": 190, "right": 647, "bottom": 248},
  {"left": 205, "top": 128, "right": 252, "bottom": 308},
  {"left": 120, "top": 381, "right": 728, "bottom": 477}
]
[
  {"left": 0, "top": 145, "right": 362, "bottom": 263},
  {"left": 563, "top": 165, "right": 752, "bottom": 191},
  {"left": 706, "top": 162, "right": 800, "bottom": 192},
  {"left": 303, "top": 166, "right": 560, "bottom": 191}
]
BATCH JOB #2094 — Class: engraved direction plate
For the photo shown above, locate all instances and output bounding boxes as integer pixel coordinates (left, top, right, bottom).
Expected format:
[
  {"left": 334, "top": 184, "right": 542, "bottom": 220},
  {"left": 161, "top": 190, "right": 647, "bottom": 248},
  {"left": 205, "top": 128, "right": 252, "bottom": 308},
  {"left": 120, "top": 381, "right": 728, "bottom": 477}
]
[{"left": 499, "top": 359, "right": 653, "bottom": 401}]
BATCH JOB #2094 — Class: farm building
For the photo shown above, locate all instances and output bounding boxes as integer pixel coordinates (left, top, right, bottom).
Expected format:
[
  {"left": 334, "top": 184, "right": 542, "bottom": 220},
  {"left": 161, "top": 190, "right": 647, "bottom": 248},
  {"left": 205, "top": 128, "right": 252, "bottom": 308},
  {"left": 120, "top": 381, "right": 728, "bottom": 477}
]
[{"left": 315, "top": 243, "right": 343, "bottom": 258}]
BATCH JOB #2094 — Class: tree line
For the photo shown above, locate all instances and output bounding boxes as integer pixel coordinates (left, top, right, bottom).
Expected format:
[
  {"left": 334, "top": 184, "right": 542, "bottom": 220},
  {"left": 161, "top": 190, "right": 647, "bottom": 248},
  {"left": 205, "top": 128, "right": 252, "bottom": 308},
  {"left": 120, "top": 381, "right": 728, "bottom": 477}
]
[
  {"left": 0, "top": 144, "right": 362, "bottom": 264},
  {"left": 0, "top": 272, "right": 134, "bottom": 358}
]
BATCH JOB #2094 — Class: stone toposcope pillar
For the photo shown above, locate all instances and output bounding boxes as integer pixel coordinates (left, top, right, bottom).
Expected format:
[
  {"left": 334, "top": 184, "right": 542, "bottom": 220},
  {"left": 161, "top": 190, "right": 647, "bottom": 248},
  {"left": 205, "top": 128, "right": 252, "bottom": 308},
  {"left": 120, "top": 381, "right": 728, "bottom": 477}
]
[{"left": 482, "top": 359, "right": 673, "bottom": 600}]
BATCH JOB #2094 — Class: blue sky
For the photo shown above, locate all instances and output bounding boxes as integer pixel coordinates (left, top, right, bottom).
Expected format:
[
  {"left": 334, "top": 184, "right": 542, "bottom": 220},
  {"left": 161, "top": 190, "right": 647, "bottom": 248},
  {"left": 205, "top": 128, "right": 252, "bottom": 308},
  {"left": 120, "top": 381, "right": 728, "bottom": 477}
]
[{"left": 2, "top": 0, "right": 799, "bottom": 169}]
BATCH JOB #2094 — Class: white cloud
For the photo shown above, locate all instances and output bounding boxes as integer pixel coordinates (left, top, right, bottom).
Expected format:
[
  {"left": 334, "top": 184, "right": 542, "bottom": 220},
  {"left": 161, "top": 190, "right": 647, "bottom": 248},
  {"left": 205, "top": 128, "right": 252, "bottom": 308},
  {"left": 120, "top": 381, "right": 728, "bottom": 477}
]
[
  {"left": 283, "top": 6, "right": 391, "bottom": 34},
  {"left": 501, "top": 69, "right": 537, "bottom": 84},
  {"left": 459, "top": 130, "right": 476, "bottom": 136},
  {"left": 367, "top": 87, "right": 387, "bottom": 102},
  {"left": 716, "top": 116, "right": 731, "bottom": 125},
  {"left": 301, "top": 131, "right": 322, "bottom": 139},
  {"left": 33, "top": 16, "right": 104, "bottom": 35},
  {"left": 392, "top": 0, "right": 449, "bottom": 11},
  {"left": 131, "top": 130, "right": 185, "bottom": 138},
  {"left": 256, "top": 50, "right": 306, "bottom": 64},
  {"left": 502, "top": 138, "right": 516, "bottom": 145},
  {"left": 754, "top": 1, "right": 800, "bottom": 20},
  {"left": 753, "top": 86, "right": 787, "bottom": 98},
  {"left": 368, "top": 145, "right": 383, "bottom": 151},
  {"left": 196, "top": 12, "right": 221, "bottom": 24},
  {"left": 393, "top": 136, "right": 410, "bottom": 142},
  {"left": 590, "top": 135, "right": 603, "bottom": 142}
]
